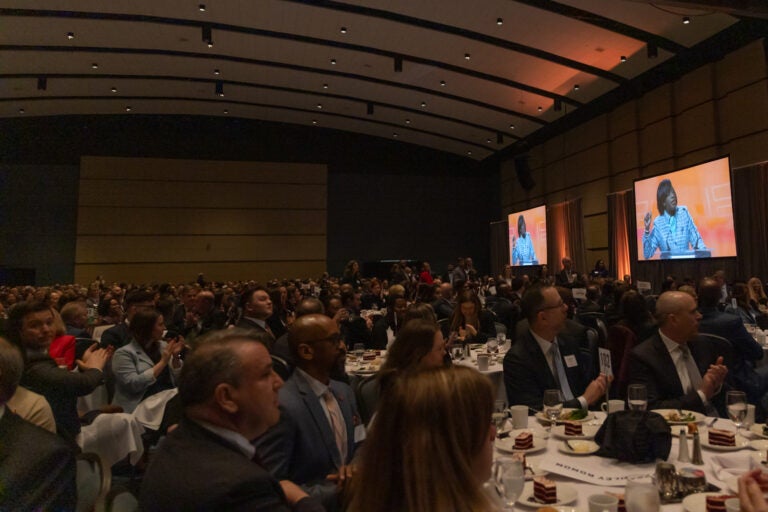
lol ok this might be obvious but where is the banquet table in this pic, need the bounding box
[496,411,757,511]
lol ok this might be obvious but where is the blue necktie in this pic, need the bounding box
[551,342,574,401]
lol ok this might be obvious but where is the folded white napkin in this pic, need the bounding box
[710,453,754,482]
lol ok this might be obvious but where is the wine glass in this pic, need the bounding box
[543,389,564,432]
[486,336,499,354]
[498,458,525,509]
[627,384,648,411]
[493,399,508,433]
[727,390,747,435]
[353,343,365,368]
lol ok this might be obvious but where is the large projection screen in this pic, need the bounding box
[508,205,547,266]
[634,156,736,261]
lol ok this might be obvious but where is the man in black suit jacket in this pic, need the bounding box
[0,337,77,511]
[503,285,608,410]
[237,287,276,342]
[555,257,578,288]
[431,282,455,321]
[101,290,156,349]
[139,329,322,512]
[185,291,228,343]
[628,291,729,414]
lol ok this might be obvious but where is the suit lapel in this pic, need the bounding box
[293,372,341,467]
[522,333,558,390]
[651,334,686,396]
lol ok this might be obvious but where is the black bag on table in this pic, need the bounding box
[594,410,672,463]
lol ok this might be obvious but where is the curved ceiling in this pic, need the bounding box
[1,1,765,161]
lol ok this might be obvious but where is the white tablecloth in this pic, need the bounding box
[498,412,748,511]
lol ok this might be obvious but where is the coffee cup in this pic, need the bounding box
[510,405,528,429]
[477,353,489,371]
[588,494,618,512]
[601,399,625,414]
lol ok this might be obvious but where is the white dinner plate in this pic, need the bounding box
[682,492,736,512]
[700,428,749,451]
[750,439,768,451]
[750,424,768,439]
[523,464,548,481]
[517,482,578,508]
[496,431,547,455]
[535,408,594,424]
[651,409,706,425]
[550,424,599,440]
[558,440,600,455]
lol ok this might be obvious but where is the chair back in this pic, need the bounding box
[92,324,115,342]
[606,324,639,399]
[76,452,110,512]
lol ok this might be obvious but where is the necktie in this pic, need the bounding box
[323,390,348,464]
[551,342,574,401]
[264,323,275,339]
[679,345,702,393]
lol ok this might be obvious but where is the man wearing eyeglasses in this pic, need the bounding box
[503,284,609,411]
[255,314,360,512]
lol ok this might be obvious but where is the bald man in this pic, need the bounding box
[254,314,359,512]
[628,291,729,414]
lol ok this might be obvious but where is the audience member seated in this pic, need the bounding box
[101,290,156,350]
[338,289,372,349]
[491,283,521,335]
[580,285,603,314]
[357,318,446,425]
[61,300,91,340]
[254,314,359,511]
[237,287,276,345]
[503,284,608,411]
[6,380,56,433]
[112,309,183,414]
[167,284,198,335]
[7,301,111,445]
[698,278,767,414]
[444,291,496,344]
[185,290,228,343]
[97,294,124,326]
[0,337,77,511]
[431,282,455,321]
[138,329,323,512]
[748,277,768,312]
[628,291,729,415]
[347,366,496,512]
[615,290,657,344]
[726,282,764,326]
[370,294,407,350]
[340,260,362,289]
[267,286,292,340]
[360,278,385,310]
[414,282,437,305]
[555,257,578,288]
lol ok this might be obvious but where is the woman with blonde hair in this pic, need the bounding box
[347,366,497,512]
[747,277,768,311]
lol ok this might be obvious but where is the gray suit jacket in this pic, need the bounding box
[111,339,180,413]
[254,371,358,511]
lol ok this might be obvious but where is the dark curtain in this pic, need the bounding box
[548,198,587,277]
[489,219,509,278]
[607,190,634,281]
[732,161,768,281]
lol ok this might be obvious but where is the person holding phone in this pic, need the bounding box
[112,309,184,413]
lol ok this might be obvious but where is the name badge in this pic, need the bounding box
[354,424,367,443]
[564,355,578,368]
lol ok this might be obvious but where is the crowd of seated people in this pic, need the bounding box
[3,261,768,510]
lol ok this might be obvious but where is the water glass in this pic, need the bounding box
[543,389,564,430]
[353,343,365,367]
[486,337,499,354]
[493,400,508,431]
[727,390,747,433]
[625,480,660,512]
[498,458,525,508]
[627,384,648,411]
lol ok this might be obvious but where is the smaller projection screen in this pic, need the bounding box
[634,156,736,261]
[508,205,547,266]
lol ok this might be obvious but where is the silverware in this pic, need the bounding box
[565,440,576,451]
[707,416,718,427]
[525,465,536,475]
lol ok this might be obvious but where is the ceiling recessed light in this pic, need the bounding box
[682,16,691,24]
[393,133,398,138]
[405,119,411,124]
[330,58,337,65]
[420,101,427,108]
[66,32,74,39]
[537,106,543,112]
[340,27,347,34]
[223,109,229,114]
[573,84,580,91]
[496,18,503,25]
[207,41,213,48]
[316,103,323,109]
[620,55,627,63]
[213,69,220,75]
[18,108,25,114]
[199,4,206,11]
[467,151,473,155]
[91,63,98,69]
[440,80,446,87]
[486,139,491,144]
[464,53,471,60]
[322,83,328,89]
[110,87,117,93]
[509,124,515,130]
[125,106,132,112]
[312,119,317,125]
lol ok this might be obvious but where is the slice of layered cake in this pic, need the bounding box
[705,494,736,512]
[514,431,534,450]
[533,476,557,504]
[563,421,582,436]
[708,428,736,447]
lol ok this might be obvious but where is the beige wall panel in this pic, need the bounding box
[610,132,640,173]
[674,64,714,112]
[74,261,328,285]
[78,181,327,209]
[564,115,608,155]
[81,157,327,183]
[639,84,672,127]
[640,158,676,179]
[609,102,638,138]
[718,82,768,142]
[584,214,608,249]
[639,118,675,165]
[77,207,326,235]
[580,178,610,215]
[568,146,610,186]
[715,41,767,96]
[76,235,326,263]
[726,131,768,168]
[674,101,717,155]
[677,148,722,169]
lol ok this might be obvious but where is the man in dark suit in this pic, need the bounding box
[698,278,765,407]
[628,291,729,414]
[100,289,156,349]
[185,291,228,343]
[237,287,276,342]
[555,257,578,288]
[167,284,199,335]
[431,282,455,321]
[503,284,608,410]
[0,337,77,511]
[139,329,322,512]
[255,314,359,512]
[492,283,521,335]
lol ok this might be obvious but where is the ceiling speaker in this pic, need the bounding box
[514,155,535,191]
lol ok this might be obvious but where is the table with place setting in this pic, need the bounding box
[489,405,768,512]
